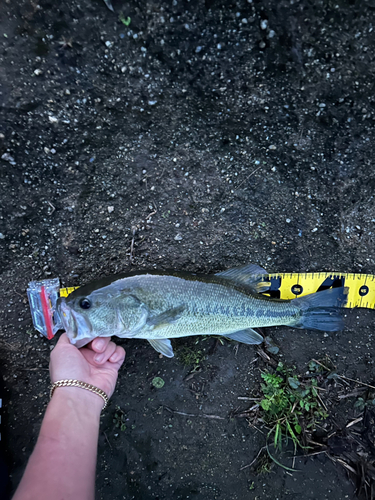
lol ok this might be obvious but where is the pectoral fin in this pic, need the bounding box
[148,339,174,358]
[147,305,185,330]
[224,328,264,345]
[216,264,270,293]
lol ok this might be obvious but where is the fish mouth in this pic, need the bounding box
[57,297,93,346]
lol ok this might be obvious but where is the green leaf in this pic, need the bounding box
[288,377,300,389]
[295,424,302,434]
[152,377,165,389]
[261,399,271,411]
[119,13,131,26]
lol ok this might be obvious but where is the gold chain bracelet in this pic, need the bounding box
[50,379,109,410]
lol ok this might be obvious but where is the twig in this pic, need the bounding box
[146,210,157,220]
[256,347,277,368]
[237,397,260,401]
[300,450,327,458]
[236,166,261,189]
[163,406,225,420]
[338,390,365,400]
[103,431,112,449]
[311,359,375,390]
[129,228,136,263]
[346,416,363,428]
[337,375,375,391]
[316,392,328,413]
[311,358,332,371]
[236,404,260,416]
[240,445,267,470]
[47,201,55,214]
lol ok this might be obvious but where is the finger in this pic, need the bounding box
[109,345,126,366]
[89,337,111,354]
[56,332,71,345]
[93,341,117,364]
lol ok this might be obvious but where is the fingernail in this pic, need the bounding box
[94,353,105,363]
[95,339,105,351]
[110,353,119,363]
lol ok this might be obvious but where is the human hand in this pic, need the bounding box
[50,333,125,398]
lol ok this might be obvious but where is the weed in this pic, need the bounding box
[119,12,131,26]
[113,406,127,431]
[259,362,328,458]
[178,346,206,366]
[354,397,375,412]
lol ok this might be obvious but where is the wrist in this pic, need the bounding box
[51,386,104,415]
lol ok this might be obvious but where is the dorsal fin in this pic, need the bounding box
[215,264,270,293]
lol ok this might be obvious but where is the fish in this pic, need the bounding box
[57,264,348,357]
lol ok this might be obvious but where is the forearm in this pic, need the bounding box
[13,387,103,500]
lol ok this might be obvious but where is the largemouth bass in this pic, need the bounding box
[57,264,348,357]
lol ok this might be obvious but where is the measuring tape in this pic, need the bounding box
[58,272,375,309]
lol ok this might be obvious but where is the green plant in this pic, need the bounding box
[259,362,328,460]
[178,346,206,366]
[152,377,165,389]
[119,12,131,26]
[113,406,127,431]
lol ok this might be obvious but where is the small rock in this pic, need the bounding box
[107,206,114,213]
[269,145,276,150]
[34,68,43,76]
[0,233,4,239]
[48,116,58,124]
[260,20,268,30]
[1,153,16,165]
[105,41,113,48]
[174,234,183,241]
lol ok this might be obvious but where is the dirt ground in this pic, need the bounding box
[1,0,375,498]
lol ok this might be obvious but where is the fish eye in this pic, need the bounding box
[79,298,92,310]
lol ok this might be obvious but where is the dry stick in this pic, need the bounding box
[236,166,261,189]
[146,210,157,220]
[346,416,363,428]
[316,392,328,413]
[240,445,267,470]
[338,390,365,400]
[129,228,136,263]
[163,406,225,420]
[103,431,112,450]
[311,359,375,390]
[237,397,261,401]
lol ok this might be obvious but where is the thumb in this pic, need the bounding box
[56,332,72,346]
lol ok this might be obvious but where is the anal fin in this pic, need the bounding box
[148,338,174,358]
[224,328,263,345]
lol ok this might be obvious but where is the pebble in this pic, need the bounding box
[1,153,16,165]
[105,41,113,48]
[107,206,114,213]
[34,68,43,76]
[269,145,276,150]
[0,233,4,239]
[48,116,58,124]
[174,234,183,241]
[260,20,268,30]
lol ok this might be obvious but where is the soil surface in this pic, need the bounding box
[1,0,375,498]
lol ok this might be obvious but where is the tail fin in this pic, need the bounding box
[292,287,348,332]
